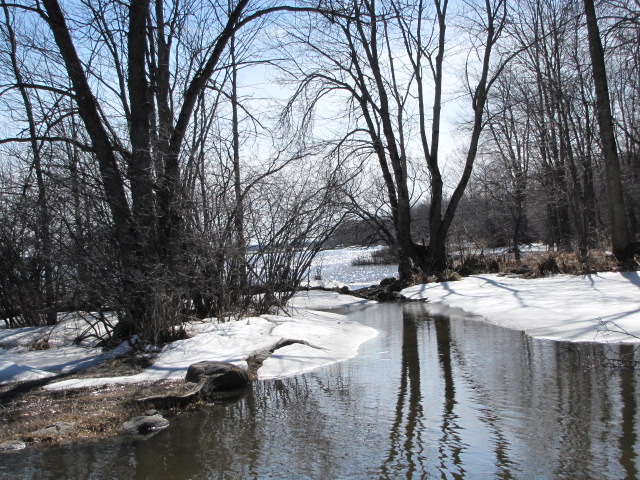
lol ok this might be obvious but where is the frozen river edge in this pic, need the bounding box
[0,291,378,388]
[2,270,640,389]
[401,271,640,344]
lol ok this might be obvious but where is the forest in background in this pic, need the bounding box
[0,0,638,343]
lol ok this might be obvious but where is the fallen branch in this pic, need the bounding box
[595,318,640,368]
[245,338,324,379]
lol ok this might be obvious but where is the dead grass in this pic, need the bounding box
[351,246,398,266]
[451,249,634,279]
[0,379,199,446]
[0,353,201,447]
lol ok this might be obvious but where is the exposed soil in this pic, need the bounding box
[0,354,199,448]
[0,338,306,448]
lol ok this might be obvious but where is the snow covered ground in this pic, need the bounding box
[402,271,640,343]
[0,292,378,389]
[0,313,128,385]
[2,261,639,390]
[288,289,375,310]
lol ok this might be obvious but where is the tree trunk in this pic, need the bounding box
[583,0,632,261]
[230,34,247,302]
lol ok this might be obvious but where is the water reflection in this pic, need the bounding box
[380,307,424,478]
[433,314,465,479]
[620,344,638,480]
[2,304,640,479]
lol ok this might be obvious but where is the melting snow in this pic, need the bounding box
[0,292,379,389]
[402,271,640,343]
[2,269,640,389]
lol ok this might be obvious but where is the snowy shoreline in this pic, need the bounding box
[1,291,378,388]
[2,271,639,388]
[402,271,640,344]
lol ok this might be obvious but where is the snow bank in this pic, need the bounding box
[0,292,377,389]
[0,313,129,386]
[402,271,640,343]
[39,301,377,391]
[258,309,377,378]
[0,360,56,384]
[0,345,129,386]
[0,312,115,348]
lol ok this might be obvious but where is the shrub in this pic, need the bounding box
[351,247,398,266]
[451,249,625,279]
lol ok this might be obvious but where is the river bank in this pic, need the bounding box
[0,292,377,448]
[402,270,640,343]
[2,269,640,449]
[3,300,637,479]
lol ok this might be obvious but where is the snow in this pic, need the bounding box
[0,360,56,384]
[0,313,129,386]
[258,309,377,378]
[453,242,551,257]
[44,307,377,391]
[0,345,129,386]
[0,293,378,390]
[3,265,640,390]
[0,316,100,350]
[402,271,640,343]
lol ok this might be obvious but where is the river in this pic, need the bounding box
[2,299,639,479]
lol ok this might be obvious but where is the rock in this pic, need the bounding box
[377,290,401,302]
[350,278,420,302]
[137,362,250,409]
[0,440,26,451]
[122,414,169,436]
[31,422,75,441]
[185,361,249,392]
[197,375,242,400]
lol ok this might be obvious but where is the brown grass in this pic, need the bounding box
[0,379,204,446]
[0,354,199,447]
[0,381,199,444]
[451,249,633,280]
[351,246,398,266]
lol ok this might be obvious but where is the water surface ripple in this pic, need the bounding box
[2,303,638,479]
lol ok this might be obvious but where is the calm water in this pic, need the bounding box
[2,302,639,479]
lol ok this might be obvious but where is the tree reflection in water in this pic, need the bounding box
[619,344,638,480]
[433,314,465,479]
[4,303,640,478]
[380,307,425,478]
[380,308,467,479]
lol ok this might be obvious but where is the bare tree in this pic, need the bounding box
[0,2,61,325]
[0,0,350,340]
[275,0,508,278]
[583,0,633,260]
[482,68,533,262]
[489,0,611,257]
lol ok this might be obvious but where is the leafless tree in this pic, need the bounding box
[0,0,349,341]
[274,0,509,279]
[584,0,634,260]
[479,68,534,262]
